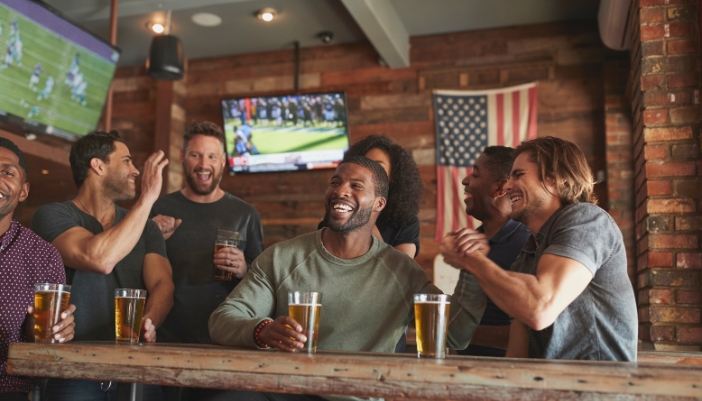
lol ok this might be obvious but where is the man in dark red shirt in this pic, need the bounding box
[0,137,75,401]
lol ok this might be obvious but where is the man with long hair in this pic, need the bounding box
[442,137,637,361]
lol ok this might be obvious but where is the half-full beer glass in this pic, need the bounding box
[214,229,240,281]
[288,291,322,353]
[115,288,147,343]
[414,294,450,358]
[33,283,71,343]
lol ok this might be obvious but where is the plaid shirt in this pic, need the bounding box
[0,220,64,394]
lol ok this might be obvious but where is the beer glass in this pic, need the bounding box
[33,283,71,343]
[214,229,241,281]
[288,291,322,353]
[114,288,147,343]
[414,294,451,359]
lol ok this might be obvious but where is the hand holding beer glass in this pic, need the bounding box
[414,294,451,358]
[214,229,242,281]
[33,283,73,343]
[115,288,147,343]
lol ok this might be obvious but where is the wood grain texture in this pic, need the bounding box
[7,343,701,400]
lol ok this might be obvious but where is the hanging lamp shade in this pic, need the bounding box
[146,35,184,80]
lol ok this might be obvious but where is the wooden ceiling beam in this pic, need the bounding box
[0,129,70,167]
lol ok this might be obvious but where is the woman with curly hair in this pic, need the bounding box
[319,135,424,258]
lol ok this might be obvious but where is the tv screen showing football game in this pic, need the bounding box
[221,92,350,173]
[0,0,120,140]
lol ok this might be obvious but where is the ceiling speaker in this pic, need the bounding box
[146,35,184,80]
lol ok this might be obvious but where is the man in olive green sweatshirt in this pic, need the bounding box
[208,156,483,401]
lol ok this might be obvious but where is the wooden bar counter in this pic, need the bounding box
[7,342,702,400]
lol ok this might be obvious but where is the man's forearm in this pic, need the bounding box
[82,199,154,271]
[457,252,544,327]
[143,278,174,328]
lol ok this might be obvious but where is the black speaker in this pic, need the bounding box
[146,35,184,81]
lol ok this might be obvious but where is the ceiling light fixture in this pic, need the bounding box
[41,169,49,175]
[192,12,222,27]
[257,7,276,22]
[149,22,165,34]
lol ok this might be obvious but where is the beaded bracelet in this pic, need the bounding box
[254,319,273,348]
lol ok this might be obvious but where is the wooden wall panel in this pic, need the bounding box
[19,20,612,281]
[173,20,611,278]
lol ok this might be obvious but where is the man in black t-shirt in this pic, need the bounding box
[32,131,173,400]
[152,121,264,346]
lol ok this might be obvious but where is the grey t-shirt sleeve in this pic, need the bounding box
[542,204,617,276]
[144,219,168,258]
[31,203,79,244]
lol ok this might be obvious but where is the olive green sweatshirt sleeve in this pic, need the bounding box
[446,272,487,350]
[209,253,277,348]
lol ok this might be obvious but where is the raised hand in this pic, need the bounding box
[140,151,169,205]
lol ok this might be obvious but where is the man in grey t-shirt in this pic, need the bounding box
[441,137,637,361]
[152,121,263,346]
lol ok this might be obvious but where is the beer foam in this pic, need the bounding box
[290,303,322,306]
[414,301,449,305]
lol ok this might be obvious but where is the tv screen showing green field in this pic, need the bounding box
[222,93,350,173]
[0,0,119,140]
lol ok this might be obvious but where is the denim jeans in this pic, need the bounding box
[45,379,163,401]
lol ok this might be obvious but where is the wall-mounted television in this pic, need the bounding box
[0,0,120,141]
[221,92,349,174]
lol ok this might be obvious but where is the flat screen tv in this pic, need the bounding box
[221,92,349,174]
[0,0,120,141]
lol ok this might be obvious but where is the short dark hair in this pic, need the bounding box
[70,131,125,188]
[482,146,515,181]
[514,136,597,205]
[0,137,28,179]
[183,121,224,151]
[339,156,389,199]
[345,135,423,227]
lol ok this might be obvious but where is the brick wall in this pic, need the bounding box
[630,0,702,351]
[604,60,637,284]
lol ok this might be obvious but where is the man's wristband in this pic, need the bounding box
[254,319,273,348]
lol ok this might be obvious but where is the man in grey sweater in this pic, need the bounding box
[209,156,482,401]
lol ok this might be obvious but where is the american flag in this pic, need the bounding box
[433,83,538,242]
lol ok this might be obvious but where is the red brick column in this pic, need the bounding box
[630,0,702,351]
[605,61,637,284]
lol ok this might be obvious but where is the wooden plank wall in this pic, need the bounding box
[14,20,614,279]
[179,20,610,275]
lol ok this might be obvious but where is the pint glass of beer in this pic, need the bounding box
[33,283,71,343]
[414,294,451,358]
[214,229,240,281]
[288,291,322,353]
[114,288,147,343]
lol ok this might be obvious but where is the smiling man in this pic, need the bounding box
[447,146,530,357]
[151,121,263,346]
[0,137,75,401]
[441,137,637,361]
[208,156,442,401]
[31,131,174,400]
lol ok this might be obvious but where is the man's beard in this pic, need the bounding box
[184,163,223,196]
[325,205,373,234]
[511,194,545,226]
[103,171,135,202]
